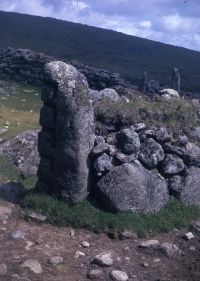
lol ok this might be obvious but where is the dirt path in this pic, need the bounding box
[0,200,199,281]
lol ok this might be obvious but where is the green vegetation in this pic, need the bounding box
[95,97,198,135]
[0,11,200,92]
[0,79,41,140]
[23,192,200,237]
[0,155,37,189]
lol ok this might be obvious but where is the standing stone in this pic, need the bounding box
[172,67,181,93]
[140,71,148,93]
[37,61,95,203]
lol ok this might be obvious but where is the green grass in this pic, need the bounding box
[23,192,200,237]
[0,155,37,189]
[0,79,41,140]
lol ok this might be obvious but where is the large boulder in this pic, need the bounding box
[169,167,200,206]
[116,127,140,155]
[0,130,39,177]
[139,138,165,168]
[40,61,95,203]
[96,162,169,213]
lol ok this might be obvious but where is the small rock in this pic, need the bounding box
[110,270,129,281]
[0,263,7,275]
[0,206,12,216]
[92,143,110,156]
[95,136,105,146]
[75,251,85,259]
[87,269,104,279]
[189,221,200,235]
[189,246,196,251]
[138,240,160,249]
[0,128,8,135]
[21,259,42,274]
[27,212,47,223]
[93,251,113,267]
[81,241,90,248]
[11,230,26,240]
[159,243,181,257]
[153,258,161,263]
[12,275,31,281]
[119,230,137,240]
[141,262,149,268]
[49,256,64,265]
[123,246,130,252]
[184,232,194,240]
[70,229,75,236]
[25,241,34,251]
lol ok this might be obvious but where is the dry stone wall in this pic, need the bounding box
[0,47,132,90]
[1,47,200,213]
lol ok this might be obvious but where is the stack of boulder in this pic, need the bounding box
[91,125,200,213]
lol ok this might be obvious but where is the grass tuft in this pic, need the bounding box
[23,192,200,237]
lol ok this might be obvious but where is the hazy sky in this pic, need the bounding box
[0,0,200,51]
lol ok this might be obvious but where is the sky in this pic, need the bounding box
[0,0,200,51]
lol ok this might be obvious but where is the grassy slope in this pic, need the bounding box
[0,80,41,140]
[0,11,200,92]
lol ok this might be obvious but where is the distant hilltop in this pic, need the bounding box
[0,11,200,93]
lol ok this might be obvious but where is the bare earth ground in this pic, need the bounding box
[0,200,200,281]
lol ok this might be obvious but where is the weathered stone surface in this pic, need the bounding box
[139,138,164,168]
[92,143,110,156]
[115,152,137,164]
[159,243,181,257]
[97,162,169,213]
[119,230,137,240]
[93,153,113,177]
[11,230,26,240]
[21,259,42,274]
[154,127,171,144]
[87,269,104,279]
[138,240,160,249]
[160,88,180,99]
[0,130,39,177]
[93,251,114,267]
[116,128,140,155]
[98,88,121,102]
[0,182,26,203]
[0,264,7,275]
[42,61,95,203]
[48,256,64,265]
[27,212,47,223]
[110,270,129,281]
[169,167,200,206]
[184,143,200,167]
[162,154,185,175]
